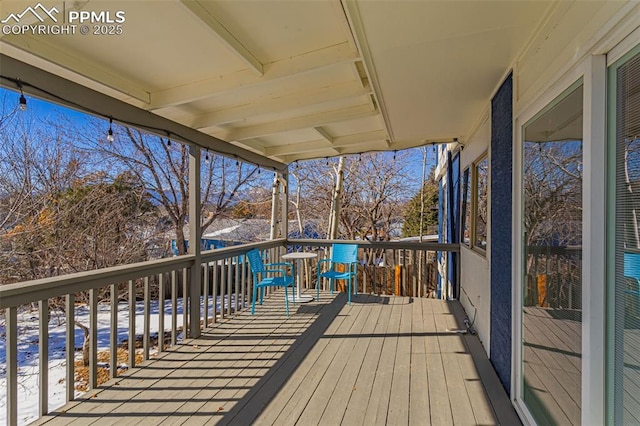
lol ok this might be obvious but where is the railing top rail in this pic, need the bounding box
[287,238,460,252]
[0,255,195,309]
[0,239,285,309]
[200,238,286,262]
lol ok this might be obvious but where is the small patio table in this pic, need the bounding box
[281,252,317,303]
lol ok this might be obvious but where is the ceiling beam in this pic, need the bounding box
[1,37,150,103]
[0,54,285,170]
[220,103,378,142]
[178,1,263,76]
[265,129,387,157]
[314,127,335,143]
[192,81,370,129]
[340,0,394,141]
[148,42,358,110]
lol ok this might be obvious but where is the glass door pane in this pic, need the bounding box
[610,47,640,425]
[522,83,583,425]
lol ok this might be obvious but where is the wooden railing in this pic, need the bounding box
[524,245,582,309]
[0,238,458,424]
[288,239,459,297]
[0,239,285,425]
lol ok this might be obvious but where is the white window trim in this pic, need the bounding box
[512,65,587,426]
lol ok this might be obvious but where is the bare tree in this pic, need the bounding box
[80,126,260,255]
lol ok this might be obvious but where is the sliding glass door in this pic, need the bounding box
[608,45,640,425]
[521,82,583,425]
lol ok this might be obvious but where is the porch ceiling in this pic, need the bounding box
[0,0,553,164]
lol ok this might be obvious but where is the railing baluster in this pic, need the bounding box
[144,276,150,360]
[66,294,75,403]
[159,273,165,353]
[235,256,240,313]
[227,257,233,317]
[6,306,17,426]
[241,255,247,310]
[39,299,49,416]
[183,268,189,338]
[220,259,226,320]
[128,280,136,369]
[110,284,117,379]
[204,262,210,326]
[89,288,98,390]
[212,260,218,323]
[171,270,177,346]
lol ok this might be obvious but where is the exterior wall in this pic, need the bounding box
[489,74,513,393]
[509,3,640,424]
[459,116,491,353]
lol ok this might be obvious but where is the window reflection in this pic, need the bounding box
[522,83,583,425]
[474,158,488,250]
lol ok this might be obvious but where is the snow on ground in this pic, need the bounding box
[0,295,238,426]
[202,224,241,238]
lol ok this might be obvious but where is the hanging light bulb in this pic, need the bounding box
[258,166,261,175]
[18,82,27,111]
[107,118,114,142]
[205,151,210,162]
[166,131,171,146]
[393,150,397,161]
[358,153,362,162]
[326,157,329,166]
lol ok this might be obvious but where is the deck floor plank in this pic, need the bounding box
[35,293,519,426]
[409,297,430,426]
[295,294,376,425]
[387,297,413,425]
[339,296,395,426]
[319,297,384,425]
[362,296,402,425]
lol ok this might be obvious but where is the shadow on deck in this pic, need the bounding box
[35,292,520,425]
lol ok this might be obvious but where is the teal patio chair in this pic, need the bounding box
[317,243,358,304]
[625,252,640,317]
[247,248,295,315]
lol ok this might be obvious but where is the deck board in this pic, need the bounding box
[36,292,519,426]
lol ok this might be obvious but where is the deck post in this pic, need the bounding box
[281,172,289,240]
[270,173,280,239]
[188,144,202,338]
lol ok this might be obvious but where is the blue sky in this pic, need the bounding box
[0,86,436,196]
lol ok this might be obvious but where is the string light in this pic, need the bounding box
[18,81,27,111]
[326,157,329,166]
[205,150,210,162]
[358,153,362,162]
[393,150,397,161]
[106,117,114,142]
[2,76,291,173]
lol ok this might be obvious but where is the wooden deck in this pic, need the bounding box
[35,292,520,425]
[522,307,581,425]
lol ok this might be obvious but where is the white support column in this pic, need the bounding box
[329,156,346,239]
[281,173,289,239]
[582,54,606,425]
[188,144,202,339]
[270,173,280,239]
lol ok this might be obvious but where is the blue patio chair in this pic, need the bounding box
[246,248,295,315]
[317,243,358,304]
[625,252,640,317]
